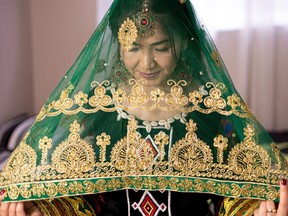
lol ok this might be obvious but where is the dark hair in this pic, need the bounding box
[109,0,198,59]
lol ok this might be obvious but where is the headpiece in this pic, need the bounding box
[118,0,156,50]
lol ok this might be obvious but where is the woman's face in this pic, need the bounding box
[120,26,181,89]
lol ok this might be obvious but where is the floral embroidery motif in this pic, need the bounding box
[204,82,226,110]
[228,125,271,181]
[74,91,88,107]
[50,120,96,177]
[1,142,37,184]
[111,119,155,172]
[35,80,253,121]
[170,120,214,173]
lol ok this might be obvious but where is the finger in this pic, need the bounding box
[254,208,259,216]
[15,202,26,216]
[266,200,277,215]
[258,201,267,216]
[0,203,10,216]
[277,179,288,216]
[8,202,17,216]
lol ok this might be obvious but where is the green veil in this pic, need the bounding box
[0,0,287,203]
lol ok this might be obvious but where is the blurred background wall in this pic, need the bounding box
[0,0,287,132]
[0,0,97,126]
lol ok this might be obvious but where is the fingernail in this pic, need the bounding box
[0,189,5,196]
[280,179,287,185]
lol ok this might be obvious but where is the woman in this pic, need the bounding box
[0,0,287,215]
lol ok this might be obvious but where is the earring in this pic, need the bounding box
[174,56,192,85]
[111,60,130,84]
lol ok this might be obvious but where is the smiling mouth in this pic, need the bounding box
[139,72,160,79]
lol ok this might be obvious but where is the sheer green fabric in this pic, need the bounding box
[0,0,287,203]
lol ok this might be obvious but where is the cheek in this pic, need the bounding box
[120,51,136,72]
[159,56,178,74]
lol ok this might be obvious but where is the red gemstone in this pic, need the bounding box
[141,18,148,26]
[116,71,122,77]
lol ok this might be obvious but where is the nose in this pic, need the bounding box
[140,50,156,69]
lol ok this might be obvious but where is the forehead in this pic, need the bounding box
[134,26,169,45]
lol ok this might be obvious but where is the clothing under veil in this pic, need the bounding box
[0,0,287,211]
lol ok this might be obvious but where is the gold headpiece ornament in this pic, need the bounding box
[118,0,156,51]
[118,18,138,51]
[134,0,156,38]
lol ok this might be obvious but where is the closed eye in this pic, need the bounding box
[155,47,170,52]
[129,47,140,52]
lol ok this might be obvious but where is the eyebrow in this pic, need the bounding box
[133,39,170,46]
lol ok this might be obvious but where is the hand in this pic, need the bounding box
[0,190,43,216]
[254,179,288,216]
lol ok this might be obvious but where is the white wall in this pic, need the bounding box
[0,0,97,126]
[0,0,33,124]
[30,0,97,112]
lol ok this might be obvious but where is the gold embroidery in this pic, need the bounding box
[203,82,226,110]
[1,142,37,184]
[151,88,165,104]
[46,182,58,197]
[89,81,112,108]
[39,136,52,165]
[96,133,111,162]
[1,120,287,202]
[68,181,83,194]
[36,80,252,122]
[111,119,155,173]
[53,89,74,111]
[189,90,203,106]
[179,178,193,191]
[166,80,188,107]
[170,120,213,174]
[271,142,282,170]
[227,94,241,109]
[228,125,271,181]
[58,182,69,195]
[127,80,150,109]
[154,131,169,162]
[20,184,31,198]
[31,183,46,197]
[51,121,96,177]
[206,181,217,193]
[8,185,20,200]
[74,91,88,107]
[83,181,95,193]
[214,135,228,164]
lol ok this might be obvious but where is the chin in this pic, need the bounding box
[143,80,168,89]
